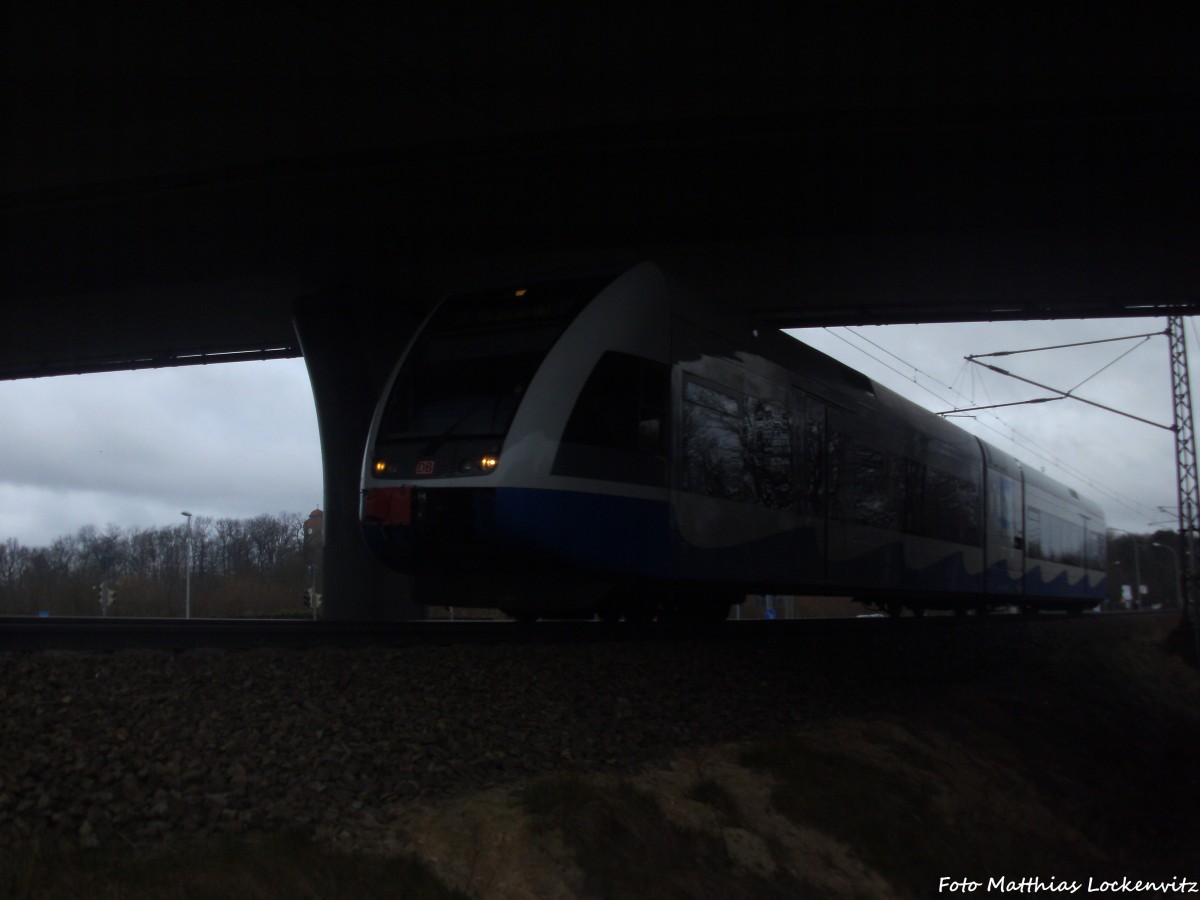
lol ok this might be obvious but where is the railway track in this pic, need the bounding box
[0,608,1174,653]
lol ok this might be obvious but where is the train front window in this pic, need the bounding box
[380,327,560,442]
[377,280,602,449]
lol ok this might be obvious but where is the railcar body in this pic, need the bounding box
[361,263,1106,619]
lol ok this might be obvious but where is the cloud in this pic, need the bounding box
[0,360,322,546]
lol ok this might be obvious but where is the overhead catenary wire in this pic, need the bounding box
[957,331,1167,426]
[933,397,1063,415]
[821,328,952,409]
[964,331,1165,360]
[842,326,963,394]
[1066,335,1154,394]
[967,360,1172,431]
[810,325,1162,523]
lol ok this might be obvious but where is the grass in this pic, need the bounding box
[740,736,988,895]
[0,830,469,900]
[731,618,1200,897]
[519,775,809,899]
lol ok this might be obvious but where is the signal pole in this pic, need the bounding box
[181,511,193,619]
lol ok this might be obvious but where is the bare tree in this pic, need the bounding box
[0,512,314,617]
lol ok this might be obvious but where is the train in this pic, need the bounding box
[360,262,1106,621]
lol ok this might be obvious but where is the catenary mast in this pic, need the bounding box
[1167,316,1199,641]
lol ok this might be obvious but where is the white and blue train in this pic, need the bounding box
[361,263,1106,620]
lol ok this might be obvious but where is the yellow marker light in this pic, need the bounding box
[373,460,388,474]
[514,288,527,297]
[480,456,498,472]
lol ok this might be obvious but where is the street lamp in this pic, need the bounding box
[1152,542,1183,609]
[181,511,193,619]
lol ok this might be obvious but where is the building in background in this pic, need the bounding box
[303,509,323,565]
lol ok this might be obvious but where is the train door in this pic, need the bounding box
[984,465,1025,597]
[1083,515,1105,596]
[794,390,829,579]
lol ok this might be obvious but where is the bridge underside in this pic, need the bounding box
[2,5,1197,617]
[3,115,1197,381]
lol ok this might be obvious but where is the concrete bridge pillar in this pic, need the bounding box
[293,292,424,621]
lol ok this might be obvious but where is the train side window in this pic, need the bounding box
[918,438,981,544]
[1064,521,1085,566]
[683,378,750,501]
[839,443,894,527]
[1026,508,1086,566]
[745,397,791,509]
[683,377,792,507]
[825,407,903,529]
[553,352,669,486]
[638,357,670,454]
[924,469,980,544]
[901,458,927,533]
[1045,514,1083,566]
[1044,513,1061,562]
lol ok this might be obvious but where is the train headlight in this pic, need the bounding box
[480,455,498,472]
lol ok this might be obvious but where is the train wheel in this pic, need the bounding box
[623,605,656,624]
[656,591,727,624]
[594,596,623,624]
[703,601,732,623]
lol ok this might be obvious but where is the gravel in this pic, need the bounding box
[0,620,1077,849]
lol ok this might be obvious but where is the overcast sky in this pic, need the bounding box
[0,315,1190,547]
[0,360,323,547]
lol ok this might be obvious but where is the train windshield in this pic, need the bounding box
[377,280,603,446]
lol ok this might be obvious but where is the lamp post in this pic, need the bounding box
[181,511,193,619]
[1152,542,1183,609]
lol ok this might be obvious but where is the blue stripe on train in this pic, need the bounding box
[502,488,1107,601]
[496,489,821,588]
[366,486,1105,601]
[1024,566,1106,601]
[492,488,673,577]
